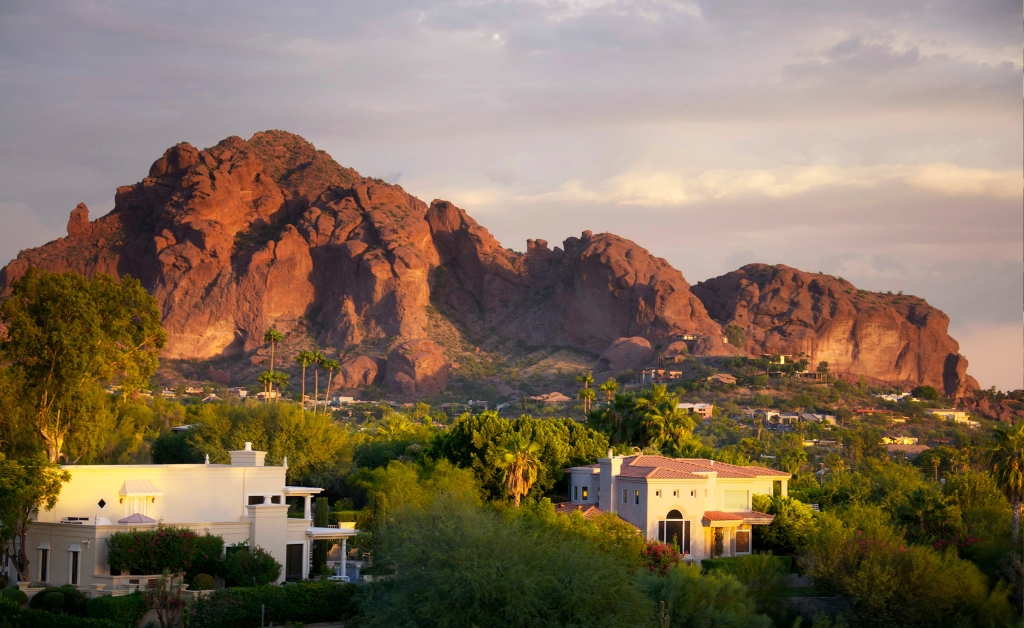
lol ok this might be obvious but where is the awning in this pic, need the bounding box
[283,486,324,496]
[305,526,357,540]
[118,513,157,524]
[118,480,164,497]
[702,511,775,527]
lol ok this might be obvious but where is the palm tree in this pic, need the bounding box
[263,327,284,374]
[578,387,596,415]
[311,349,326,412]
[498,433,541,507]
[295,350,313,410]
[257,371,273,401]
[270,371,290,403]
[321,358,340,415]
[599,378,619,403]
[990,422,1024,543]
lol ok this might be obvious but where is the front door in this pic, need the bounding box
[285,544,304,581]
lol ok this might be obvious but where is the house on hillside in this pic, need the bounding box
[800,413,837,426]
[635,369,684,385]
[927,409,971,423]
[881,436,918,445]
[564,453,788,562]
[528,392,573,403]
[8,443,354,592]
[706,373,737,385]
[677,403,714,419]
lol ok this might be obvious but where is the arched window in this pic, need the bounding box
[666,509,683,520]
[659,510,690,554]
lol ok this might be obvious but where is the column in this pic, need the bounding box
[304,496,311,519]
[341,538,347,582]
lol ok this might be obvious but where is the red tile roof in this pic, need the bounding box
[618,455,790,480]
[553,503,603,519]
[702,510,775,525]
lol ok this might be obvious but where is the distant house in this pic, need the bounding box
[800,413,837,426]
[184,386,204,396]
[881,435,918,445]
[794,372,828,382]
[635,369,684,385]
[528,392,573,403]
[877,393,911,403]
[775,413,801,426]
[927,409,971,423]
[160,389,177,399]
[677,403,714,419]
[707,373,738,385]
[886,444,930,458]
[201,394,221,403]
[565,453,787,562]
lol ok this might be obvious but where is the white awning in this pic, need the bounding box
[305,526,357,540]
[118,479,164,496]
[283,486,324,496]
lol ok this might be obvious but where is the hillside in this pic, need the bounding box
[0,131,977,399]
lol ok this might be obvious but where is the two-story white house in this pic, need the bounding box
[10,443,355,593]
[565,453,788,561]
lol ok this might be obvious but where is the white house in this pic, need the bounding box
[677,403,714,419]
[11,443,355,593]
[565,453,788,562]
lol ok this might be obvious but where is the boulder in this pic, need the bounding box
[593,337,654,379]
[384,339,449,395]
[334,356,384,389]
[207,366,231,386]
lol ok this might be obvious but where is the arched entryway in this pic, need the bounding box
[658,509,690,554]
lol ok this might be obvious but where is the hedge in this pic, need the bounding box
[0,597,119,628]
[28,585,88,617]
[106,525,223,579]
[701,554,793,573]
[188,581,360,628]
[85,593,147,628]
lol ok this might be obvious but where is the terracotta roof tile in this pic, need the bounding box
[702,510,775,524]
[620,455,790,479]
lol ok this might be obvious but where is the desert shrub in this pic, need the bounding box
[191,574,216,591]
[358,493,655,628]
[221,545,281,587]
[188,581,360,628]
[29,585,87,616]
[701,553,787,620]
[637,562,770,628]
[1,587,27,606]
[106,526,223,579]
[751,494,816,553]
[85,593,147,628]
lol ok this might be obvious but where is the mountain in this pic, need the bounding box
[0,131,976,397]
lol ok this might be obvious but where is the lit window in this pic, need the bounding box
[582,487,589,501]
[634,490,640,505]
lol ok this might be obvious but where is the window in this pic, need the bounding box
[248,495,266,505]
[736,531,750,553]
[622,489,627,504]
[724,490,748,510]
[582,486,589,501]
[672,490,678,497]
[39,549,48,582]
[126,497,147,516]
[634,490,640,505]
[69,550,80,585]
[690,490,695,498]
[270,495,282,504]
[655,490,661,497]
[658,512,690,553]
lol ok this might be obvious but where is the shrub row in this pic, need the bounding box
[0,597,119,628]
[85,593,147,628]
[106,525,223,579]
[188,581,360,628]
[701,554,793,573]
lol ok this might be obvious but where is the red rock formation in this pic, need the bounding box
[0,132,978,395]
[691,264,978,396]
[384,339,449,395]
[593,337,654,379]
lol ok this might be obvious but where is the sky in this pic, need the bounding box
[0,0,1021,390]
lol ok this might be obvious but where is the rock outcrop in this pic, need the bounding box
[384,339,449,395]
[0,132,978,396]
[593,337,654,379]
[691,264,977,396]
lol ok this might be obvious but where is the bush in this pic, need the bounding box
[0,596,119,628]
[328,510,365,525]
[221,545,281,587]
[702,553,787,621]
[85,593,147,628]
[188,581,360,628]
[2,587,27,606]
[638,562,770,628]
[106,526,223,579]
[192,574,216,591]
[29,585,87,616]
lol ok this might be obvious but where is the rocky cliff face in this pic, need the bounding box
[691,264,977,396]
[1,132,976,396]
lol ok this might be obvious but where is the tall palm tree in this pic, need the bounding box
[578,387,596,415]
[990,422,1024,543]
[599,378,619,403]
[498,433,541,507]
[270,371,290,404]
[295,350,313,410]
[311,349,326,412]
[321,359,340,416]
[263,327,284,374]
[257,371,273,401]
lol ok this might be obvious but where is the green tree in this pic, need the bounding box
[295,350,314,410]
[638,562,769,628]
[724,324,746,349]
[311,349,326,412]
[312,496,330,576]
[0,453,70,581]
[498,433,541,507]
[911,385,940,401]
[263,327,284,375]
[0,270,166,461]
[579,387,597,415]
[989,422,1024,543]
[816,361,830,374]
[257,371,274,399]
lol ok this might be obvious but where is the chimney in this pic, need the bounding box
[229,442,266,467]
